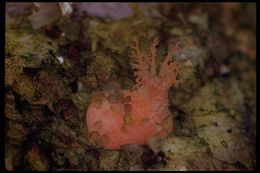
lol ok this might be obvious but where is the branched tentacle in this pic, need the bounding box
[130,37,151,88]
[130,37,183,89]
[159,41,182,76]
[150,37,159,76]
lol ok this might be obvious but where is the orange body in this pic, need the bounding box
[86,38,182,149]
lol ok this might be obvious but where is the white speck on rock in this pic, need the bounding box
[56,56,64,64]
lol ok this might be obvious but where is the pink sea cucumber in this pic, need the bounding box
[86,37,182,149]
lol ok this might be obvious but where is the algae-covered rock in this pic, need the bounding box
[5,14,59,103]
[71,91,89,111]
[181,82,255,170]
[81,52,119,89]
[5,90,23,121]
[170,35,208,67]
[181,83,218,116]
[58,21,81,42]
[96,53,117,73]
[5,57,38,104]
[193,113,253,169]
[161,136,214,171]
[34,71,71,108]
[84,16,161,53]
[5,58,23,86]
[188,11,208,30]
[83,149,99,170]
[5,24,57,68]
[169,61,200,107]
[12,75,36,103]
[99,150,120,171]
[6,121,28,145]
[5,144,22,171]
[27,144,49,171]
